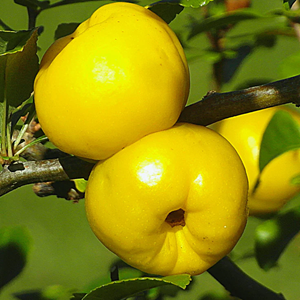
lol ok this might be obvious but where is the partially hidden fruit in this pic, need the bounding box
[211,106,300,215]
[85,123,248,276]
[34,2,190,160]
[225,0,251,12]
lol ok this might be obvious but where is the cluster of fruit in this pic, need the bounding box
[34,2,300,276]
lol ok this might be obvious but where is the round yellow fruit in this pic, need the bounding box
[85,123,248,276]
[211,106,300,215]
[34,2,190,160]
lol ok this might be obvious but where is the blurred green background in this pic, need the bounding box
[1,0,300,299]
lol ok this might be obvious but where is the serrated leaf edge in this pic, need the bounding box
[81,275,191,300]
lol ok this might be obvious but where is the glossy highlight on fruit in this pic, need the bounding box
[85,123,248,276]
[211,107,300,215]
[34,2,190,160]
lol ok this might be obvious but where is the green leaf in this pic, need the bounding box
[259,110,300,173]
[179,0,213,8]
[84,267,143,292]
[0,29,39,106]
[73,178,88,193]
[147,2,184,24]
[0,29,39,138]
[55,23,80,40]
[73,274,191,300]
[188,9,264,39]
[0,226,32,288]
[255,205,300,270]
[148,0,213,15]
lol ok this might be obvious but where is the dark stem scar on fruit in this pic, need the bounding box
[165,209,185,227]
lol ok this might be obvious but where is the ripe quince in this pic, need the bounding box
[85,123,248,276]
[212,107,300,215]
[34,2,190,160]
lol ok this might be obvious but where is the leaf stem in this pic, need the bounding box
[1,109,7,157]
[14,136,48,157]
[1,56,8,158]
[13,105,36,151]
[13,124,29,151]
[6,124,12,158]
[27,7,39,29]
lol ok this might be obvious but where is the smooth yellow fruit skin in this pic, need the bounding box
[85,123,248,276]
[34,2,190,160]
[211,107,300,215]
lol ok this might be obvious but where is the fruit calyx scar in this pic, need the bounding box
[165,209,186,228]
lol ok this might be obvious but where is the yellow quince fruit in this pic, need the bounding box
[34,2,190,160]
[85,123,248,276]
[211,106,300,215]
